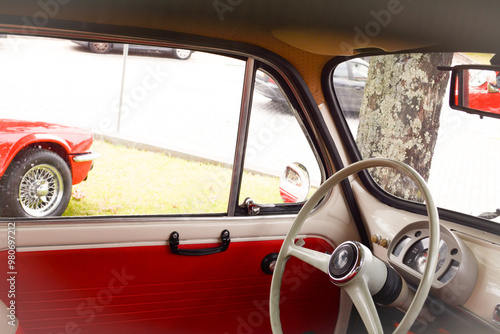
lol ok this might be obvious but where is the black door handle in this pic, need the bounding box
[169,230,230,256]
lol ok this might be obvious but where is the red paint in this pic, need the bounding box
[467,83,500,115]
[0,119,95,184]
[279,188,298,203]
[0,239,340,333]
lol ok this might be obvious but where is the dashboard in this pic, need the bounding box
[387,221,478,306]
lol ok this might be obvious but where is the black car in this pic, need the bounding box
[333,58,369,113]
[254,70,288,103]
[72,40,192,60]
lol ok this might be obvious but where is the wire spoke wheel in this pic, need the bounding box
[173,48,192,60]
[89,42,111,53]
[19,164,64,217]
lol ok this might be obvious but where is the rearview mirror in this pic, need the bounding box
[450,65,500,119]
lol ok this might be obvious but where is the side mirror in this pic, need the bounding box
[449,65,500,119]
[279,163,310,203]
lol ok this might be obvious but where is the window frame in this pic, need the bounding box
[229,60,328,216]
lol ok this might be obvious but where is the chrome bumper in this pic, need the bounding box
[72,152,101,162]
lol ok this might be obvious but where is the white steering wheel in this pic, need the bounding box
[270,158,439,334]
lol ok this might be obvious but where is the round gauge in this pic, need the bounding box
[403,237,447,274]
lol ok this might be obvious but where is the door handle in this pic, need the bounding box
[169,230,230,256]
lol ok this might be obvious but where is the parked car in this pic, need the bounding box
[333,58,369,113]
[1,2,500,334]
[0,119,98,218]
[255,70,288,103]
[256,58,369,112]
[71,40,193,59]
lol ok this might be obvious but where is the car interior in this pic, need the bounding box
[1,1,500,333]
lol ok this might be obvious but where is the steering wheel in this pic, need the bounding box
[270,158,439,334]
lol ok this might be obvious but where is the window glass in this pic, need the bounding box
[335,62,349,78]
[351,61,369,81]
[333,59,369,116]
[0,35,244,217]
[240,69,322,205]
[333,53,500,222]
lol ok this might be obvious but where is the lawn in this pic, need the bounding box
[64,140,283,216]
[463,52,494,64]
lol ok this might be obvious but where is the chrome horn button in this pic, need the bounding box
[329,241,364,285]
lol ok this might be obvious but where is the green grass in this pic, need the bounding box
[463,53,494,64]
[64,140,283,216]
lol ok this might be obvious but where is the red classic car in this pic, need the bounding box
[0,119,98,218]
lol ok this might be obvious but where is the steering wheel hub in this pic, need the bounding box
[329,241,363,284]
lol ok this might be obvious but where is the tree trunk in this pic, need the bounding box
[357,53,453,201]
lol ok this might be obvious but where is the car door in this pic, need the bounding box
[0,35,347,334]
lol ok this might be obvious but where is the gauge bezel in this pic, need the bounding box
[387,220,478,306]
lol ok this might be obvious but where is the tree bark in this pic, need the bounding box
[357,53,453,201]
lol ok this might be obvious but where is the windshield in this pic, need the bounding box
[332,52,500,222]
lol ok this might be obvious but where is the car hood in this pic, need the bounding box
[0,119,91,136]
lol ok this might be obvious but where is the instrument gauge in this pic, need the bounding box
[403,237,447,274]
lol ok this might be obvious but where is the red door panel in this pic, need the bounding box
[1,238,340,333]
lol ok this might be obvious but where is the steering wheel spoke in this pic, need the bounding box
[287,244,331,274]
[344,278,384,334]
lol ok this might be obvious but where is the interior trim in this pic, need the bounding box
[12,234,337,253]
[0,214,347,249]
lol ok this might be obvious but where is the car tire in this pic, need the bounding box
[0,149,72,218]
[171,48,192,60]
[89,42,112,54]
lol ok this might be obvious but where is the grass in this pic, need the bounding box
[463,53,494,64]
[64,140,283,216]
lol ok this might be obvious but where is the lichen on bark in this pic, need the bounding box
[356,53,453,201]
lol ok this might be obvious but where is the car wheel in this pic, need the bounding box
[0,149,72,218]
[89,42,112,54]
[172,48,192,60]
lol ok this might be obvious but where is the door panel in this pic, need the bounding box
[1,238,339,333]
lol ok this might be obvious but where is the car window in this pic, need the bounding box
[241,69,322,206]
[333,59,369,117]
[334,62,349,78]
[333,52,500,222]
[350,61,368,81]
[0,35,324,218]
[0,35,245,217]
